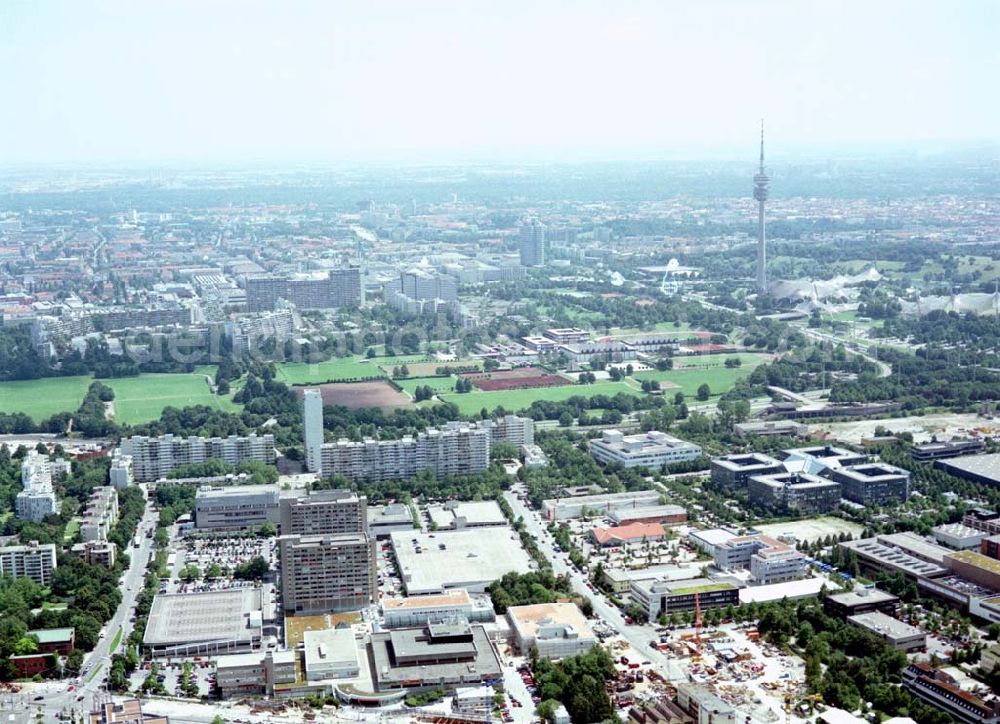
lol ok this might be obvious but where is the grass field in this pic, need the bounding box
[106,372,239,425]
[672,352,771,369]
[0,375,92,422]
[274,357,386,385]
[633,365,756,398]
[63,519,79,543]
[439,380,644,415]
[396,377,457,395]
[0,368,239,425]
[608,322,697,336]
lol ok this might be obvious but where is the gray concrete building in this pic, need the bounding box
[278,533,376,615]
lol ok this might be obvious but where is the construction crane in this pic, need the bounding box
[693,591,703,658]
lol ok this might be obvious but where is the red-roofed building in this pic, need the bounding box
[590,522,666,548]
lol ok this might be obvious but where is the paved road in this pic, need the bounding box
[503,486,687,681]
[37,487,158,722]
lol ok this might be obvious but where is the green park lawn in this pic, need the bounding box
[633,365,756,399]
[0,368,239,426]
[105,372,239,425]
[671,352,770,369]
[273,357,386,385]
[396,376,458,396]
[0,375,92,423]
[439,381,644,415]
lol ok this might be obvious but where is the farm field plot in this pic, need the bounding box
[396,377,457,395]
[464,366,570,391]
[107,372,239,424]
[439,380,643,415]
[0,375,91,423]
[633,365,756,398]
[274,357,385,385]
[293,381,410,410]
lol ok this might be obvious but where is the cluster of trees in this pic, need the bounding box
[487,571,574,614]
[875,311,1000,368]
[167,458,278,485]
[532,646,617,724]
[831,346,1000,410]
[411,384,438,401]
[453,377,474,393]
[755,597,952,723]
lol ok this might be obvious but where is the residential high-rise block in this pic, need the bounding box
[120,433,276,482]
[519,220,546,267]
[302,388,324,474]
[0,541,58,586]
[303,397,533,482]
[245,268,362,312]
[279,489,367,536]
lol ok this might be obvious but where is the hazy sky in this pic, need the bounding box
[0,0,997,163]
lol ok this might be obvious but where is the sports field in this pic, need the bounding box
[106,372,240,425]
[273,357,386,385]
[439,380,643,415]
[633,365,757,398]
[0,375,92,422]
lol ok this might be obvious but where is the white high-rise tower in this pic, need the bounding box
[303,388,324,475]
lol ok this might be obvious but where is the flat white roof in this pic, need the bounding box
[391,527,533,595]
[303,627,358,673]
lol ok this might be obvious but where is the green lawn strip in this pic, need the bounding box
[439,381,645,415]
[633,366,755,398]
[109,626,122,652]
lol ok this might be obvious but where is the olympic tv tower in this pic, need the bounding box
[753,120,770,294]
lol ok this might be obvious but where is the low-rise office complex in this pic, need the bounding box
[303,627,360,681]
[541,489,663,521]
[848,611,926,652]
[589,430,702,469]
[824,587,899,618]
[710,453,785,488]
[714,534,807,584]
[216,650,297,698]
[826,463,910,506]
[507,603,597,660]
[747,471,842,514]
[903,662,1000,724]
[368,622,502,691]
[630,578,740,620]
[381,589,496,628]
[195,485,280,531]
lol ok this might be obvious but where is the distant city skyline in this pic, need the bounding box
[0,0,997,163]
